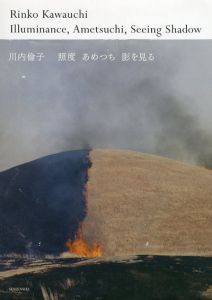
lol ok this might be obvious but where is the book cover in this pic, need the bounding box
[0,1,212,299]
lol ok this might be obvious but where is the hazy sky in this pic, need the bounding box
[0,40,212,170]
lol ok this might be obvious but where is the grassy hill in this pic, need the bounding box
[84,149,212,256]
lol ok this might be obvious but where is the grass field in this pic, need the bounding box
[0,255,212,300]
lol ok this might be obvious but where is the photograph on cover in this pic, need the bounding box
[0,40,212,299]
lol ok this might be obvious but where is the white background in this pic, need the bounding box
[0,0,212,39]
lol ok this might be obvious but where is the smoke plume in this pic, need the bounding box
[0,40,212,170]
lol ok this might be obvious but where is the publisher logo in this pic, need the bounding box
[9,287,30,292]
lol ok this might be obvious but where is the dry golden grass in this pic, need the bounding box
[40,285,58,300]
[201,285,212,299]
[83,149,212,256]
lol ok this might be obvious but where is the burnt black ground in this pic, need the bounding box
[0,256,211,300]
[0,150,91,255]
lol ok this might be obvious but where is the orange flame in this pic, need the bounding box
[66,229,102,257]
[66,156,102,257]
